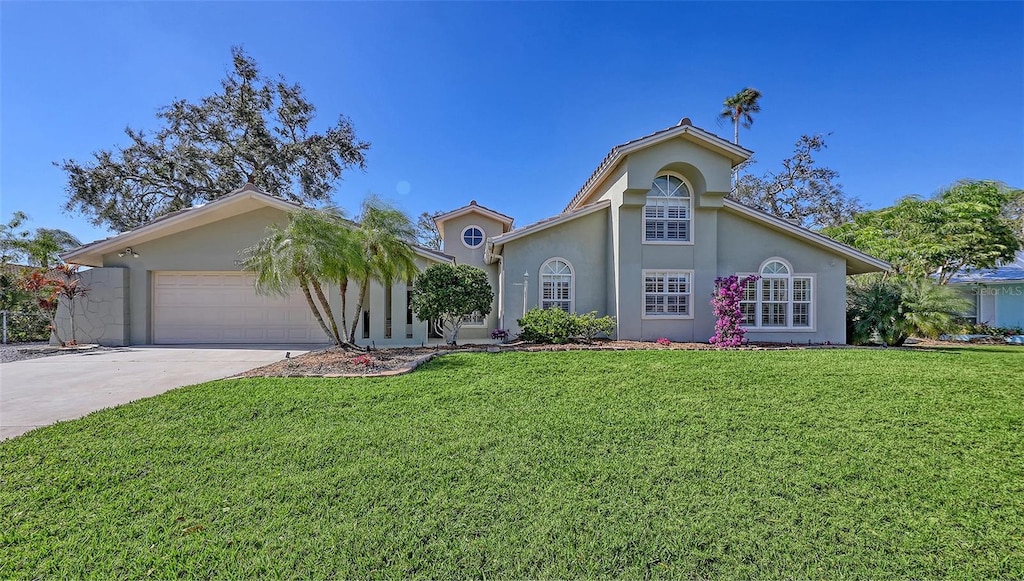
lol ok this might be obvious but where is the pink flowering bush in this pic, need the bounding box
[352,354,373,367]
[709,275,759,348]
[656,337,671,346]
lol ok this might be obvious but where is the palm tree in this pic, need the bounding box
[719,87,762,145]
[847,276,970,346]
[346,198,418,344]
[242,209,349,345]
[1,211,81,268]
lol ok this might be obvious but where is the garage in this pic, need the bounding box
[153,271,326,344]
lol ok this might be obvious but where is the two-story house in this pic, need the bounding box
[59,119,887,346]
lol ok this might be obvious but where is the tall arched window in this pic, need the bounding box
[644,173,692,243]
[738,258,813,328]
[540,258,574,312]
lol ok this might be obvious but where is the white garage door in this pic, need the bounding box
[153,272,326,344]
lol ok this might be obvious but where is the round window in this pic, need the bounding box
[462,225,484,248]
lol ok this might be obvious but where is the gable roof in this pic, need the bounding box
[486,200,611,259]
[564,119,753,212]
[432,200,514,240]
[61,183,454,267]
[721,199,890,275]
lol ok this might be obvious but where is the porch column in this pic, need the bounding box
[369,280,386,344]
[391,279,409,343]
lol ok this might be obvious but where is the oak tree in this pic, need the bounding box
[58,47,369,232]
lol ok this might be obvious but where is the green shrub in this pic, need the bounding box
[847,276,971,346]
[2,310,50,342]
[517,308,615,344]
[575,311,617,341]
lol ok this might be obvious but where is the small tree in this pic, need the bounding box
[21,270,60,344]
[50,264,90,345]
[20,265,90,346]
[410,263,493,345]
[709,275,758,347]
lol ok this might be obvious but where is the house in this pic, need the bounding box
[57,185,454,346]
[948,252,1024,331]
[59,119,888,346]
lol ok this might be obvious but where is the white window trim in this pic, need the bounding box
[462,310,487,327]
[641,269,695,320]
[643,171,694,246]
[539,257,575,312]
[461,225,485,249]
[738,258,817,332]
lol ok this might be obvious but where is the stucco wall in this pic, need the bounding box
[610,136,723,342]
[101,207,290,345]
[53,267,129,346]
[500,207,611,334]
[439,212,503,339]
[522,133,853,344]
[717,210,849,343]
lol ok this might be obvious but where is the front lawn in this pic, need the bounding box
[2,347,1022,578]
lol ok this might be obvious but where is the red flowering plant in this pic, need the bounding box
[709,275,759,348]
[655,337,671,347]
[352,354,373,368]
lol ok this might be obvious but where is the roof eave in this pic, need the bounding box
[721,199,890,274]
[489,200,612,250]
[566,125,753,212]
[60,188,302,265]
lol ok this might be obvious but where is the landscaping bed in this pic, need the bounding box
[239,339,825,377]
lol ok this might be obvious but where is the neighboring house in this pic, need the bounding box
[60,118,888,346]
[948,252,1024,330]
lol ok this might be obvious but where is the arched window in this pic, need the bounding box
[738,258,813,328]
[462,225,484,249]
[540,258,574,312]
[644,174,692,243]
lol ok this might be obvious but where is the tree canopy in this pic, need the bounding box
[731,134,863,230]
[410,263,493,345]
[825,180,1023,283]
[719,87,762,145]
[58,47,369,232]
[345,198,418,344]
[415,211,442,251]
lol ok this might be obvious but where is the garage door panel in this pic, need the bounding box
[153,272,325,344]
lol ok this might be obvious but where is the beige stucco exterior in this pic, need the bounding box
[481,122,887,344]
[61,186,448,346]
[62,122,887,347]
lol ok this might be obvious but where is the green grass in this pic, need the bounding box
[2,347,1023,578]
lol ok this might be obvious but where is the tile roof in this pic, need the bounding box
[563,119,751,212]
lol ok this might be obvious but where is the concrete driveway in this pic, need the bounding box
[0,345,319,440]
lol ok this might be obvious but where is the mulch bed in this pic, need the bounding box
[237,339,839,378]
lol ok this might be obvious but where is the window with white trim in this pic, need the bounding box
[739,259,813,329]
[644,174,692,243]
[540,258,574,312]
[643,270,692,317]
[464,311,486,326]
[462,225,484,249]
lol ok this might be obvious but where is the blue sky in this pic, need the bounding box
[2,1,1022,245]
